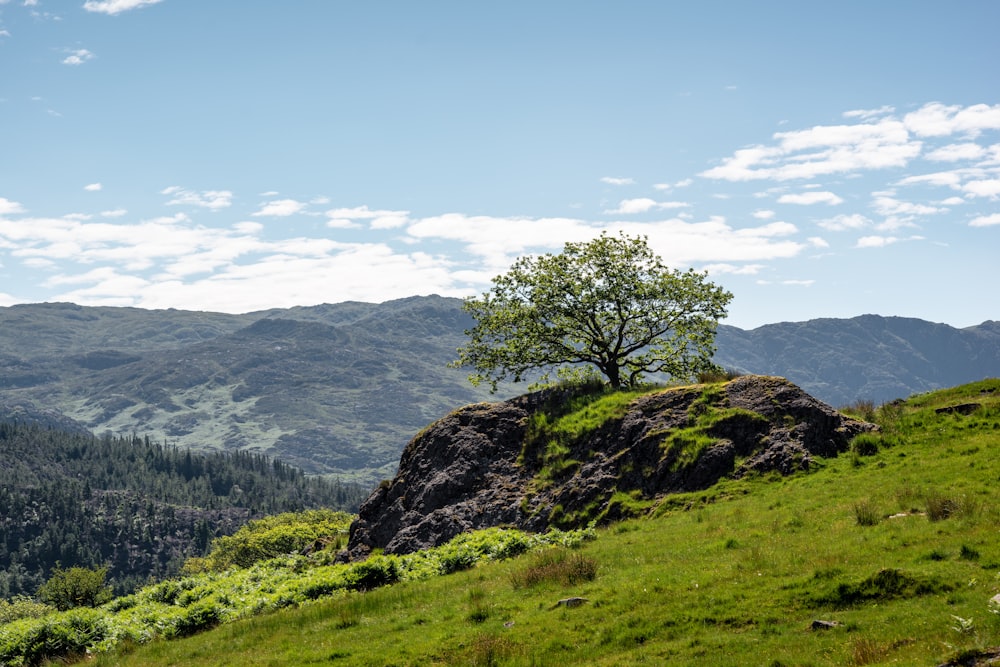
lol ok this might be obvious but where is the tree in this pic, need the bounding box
[37,565,112,610]
[453,232,733,391]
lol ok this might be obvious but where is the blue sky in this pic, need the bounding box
[0,0,997,329]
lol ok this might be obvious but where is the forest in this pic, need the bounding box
[0,420,368,597]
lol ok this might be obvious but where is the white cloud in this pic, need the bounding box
[843,106,895,120]
[325,205,411,229]
[962,178,1000,199]
[252,199,306,217]
[675,178,694,188]
[970,213,1000,227]
[871,194,943,217]
[161,186,233,210]
[925,142,987,162]
[777,191,844,206]
[702,263,765,275]
[605,198,690,215]
[600,177,634,186]
[818,213,870,231]
[807,237,829,248]
[751,209,775,219]
[856,235,898,248]
[62,49,95,66]
[0,197,26,215]
[0,29,10,37]
[82,0,163,15]
[702,115,920,182]
[903,102,1000,138]
[84,182,102,192]
[101,208,128,217]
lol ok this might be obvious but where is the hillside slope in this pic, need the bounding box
[56,378,1000,667]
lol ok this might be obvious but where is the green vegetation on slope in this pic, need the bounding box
[6,379,1000,666]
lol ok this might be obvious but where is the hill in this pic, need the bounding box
[1,298,998,484]
[2,378,998,666]
[0,416,366,597]
[347,375,874,559]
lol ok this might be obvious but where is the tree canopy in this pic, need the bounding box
[454,233,733,390]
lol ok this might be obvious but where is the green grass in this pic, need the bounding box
[32,379,1000,665]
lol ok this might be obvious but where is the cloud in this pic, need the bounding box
[62,49,95,66]
[962,178,1000,199]
[856,235,898,248]
[161,186,233,210]
[926,142,987,162]
[101,208,128,218]
[0,197,26,215]
[751,209,775,219]
[84,183,102,192]
[82,0,163,15]
[843,106,895,120]
[970,213,1000,227]
[777,191,844,206]
[600,177,634,186]
[604,198,691,215]
[325,205,411,229]
[818,213,870,231]
[701,114,920,182]
[252,199,306,217]
[903,102,1000,138]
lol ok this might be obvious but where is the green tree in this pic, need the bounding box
[454,232,733,391]
[37,566,112,611]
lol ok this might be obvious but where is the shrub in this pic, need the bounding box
[850,433,881,456]
[344,555,400,591]
[0,596,53,624]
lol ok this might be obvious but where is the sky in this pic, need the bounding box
[0,1,998,330]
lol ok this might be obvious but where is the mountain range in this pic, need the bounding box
[1,296,997,485]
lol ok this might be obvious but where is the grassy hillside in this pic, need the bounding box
[6,379,1000,666]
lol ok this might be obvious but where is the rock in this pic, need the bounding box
[345,375,877,559]
[551,597,589,609]
[811,619,841,630]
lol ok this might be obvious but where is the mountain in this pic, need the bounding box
[714,315,1000,407]
[1,297,997,484]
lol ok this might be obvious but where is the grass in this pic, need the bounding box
[45,379,1000,665]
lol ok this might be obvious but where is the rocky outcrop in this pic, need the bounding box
[346,376,877,559]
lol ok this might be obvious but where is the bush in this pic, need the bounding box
[0,596,53,624]
[37,566,112,611]
[344,555,400,591]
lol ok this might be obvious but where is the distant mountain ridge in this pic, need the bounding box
[0,297,997,484]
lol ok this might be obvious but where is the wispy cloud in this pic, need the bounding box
[325,205,411,229]
[84,183,102,192]
[777,191,844,206]
[252,199,306,217]
[62,49,95,66]
[161,186,233,210]
[600,176,634,186]
[604,198,690,215]
[82,0,163,15]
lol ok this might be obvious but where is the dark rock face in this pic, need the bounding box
[346,375,876,559]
